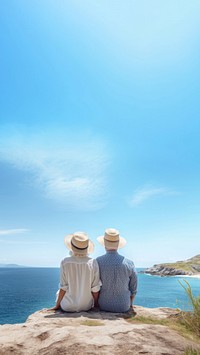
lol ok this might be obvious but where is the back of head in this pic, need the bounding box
[97,228,126,251]
[64,231,94,256]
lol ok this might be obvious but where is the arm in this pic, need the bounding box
[50,260,68,310]
[129,264,138,308]
[51,289,66,310]
[92,291,99,307]
[91,260,102,308]
[130,294,135,308]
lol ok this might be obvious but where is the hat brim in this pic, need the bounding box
[64,234,94,254]
[97,235,126,249]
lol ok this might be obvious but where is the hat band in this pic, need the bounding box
[104,238,119,243]
[71,241,88,250]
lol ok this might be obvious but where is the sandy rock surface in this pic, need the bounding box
[0,306,199,355]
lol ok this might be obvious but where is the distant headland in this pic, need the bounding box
[142,254,200,277]
[0,264,26,268]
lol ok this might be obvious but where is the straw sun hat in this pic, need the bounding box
[97,228,126,250]
[64,231,94,255]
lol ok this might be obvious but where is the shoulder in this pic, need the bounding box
[60,256,73,266]
[96,254,106,263]
[123,257,136,269]
[87,258,100,269]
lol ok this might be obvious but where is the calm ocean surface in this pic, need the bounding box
[0,267,199,325]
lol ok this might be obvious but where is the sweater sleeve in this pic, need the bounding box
[129,263,138,296]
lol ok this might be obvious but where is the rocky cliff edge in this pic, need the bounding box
[0,306,200,355]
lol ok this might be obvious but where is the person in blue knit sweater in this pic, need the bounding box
[96,228,138,313]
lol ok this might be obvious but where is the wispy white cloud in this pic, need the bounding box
[129,185,180,207]
[0,127,109,211]
[0,239,47,244]
[0,229,28,236]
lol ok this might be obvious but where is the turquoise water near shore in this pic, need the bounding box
[0,267,199,325]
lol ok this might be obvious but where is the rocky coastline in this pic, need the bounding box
[141,264,200,277]
[0,306,200,354]
[142,254,200,277]
[142,265,189,276]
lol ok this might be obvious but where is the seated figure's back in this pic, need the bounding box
[96,228,138,313]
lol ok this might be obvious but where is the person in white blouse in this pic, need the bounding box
[52,231,101,312]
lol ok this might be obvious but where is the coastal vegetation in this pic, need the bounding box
[80,320,104,326]
[144,254,200,276]
[128,314,200,345]
[184,348,200,355]
[162,255,200,274]
[179,280,200,337]
[128,280,200,353]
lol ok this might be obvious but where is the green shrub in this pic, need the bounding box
[184,347,200,355]
[179,279,200,337]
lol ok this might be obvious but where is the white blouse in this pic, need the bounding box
[59,255,101,312]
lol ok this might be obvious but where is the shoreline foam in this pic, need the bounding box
[176,274,200,279]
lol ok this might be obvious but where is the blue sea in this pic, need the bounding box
[0,267,199,325]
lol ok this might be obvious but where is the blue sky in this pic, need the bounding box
[0,0,200,267]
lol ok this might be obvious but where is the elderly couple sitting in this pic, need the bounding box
[52,228,138,313]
